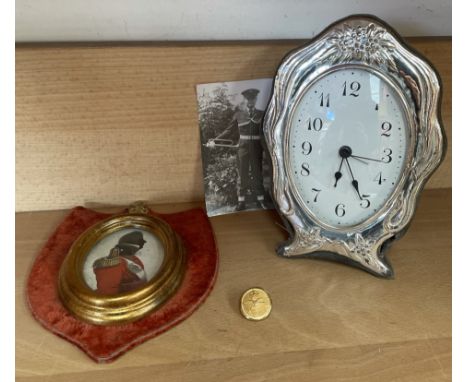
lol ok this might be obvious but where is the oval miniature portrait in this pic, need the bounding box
[59,212,186,325]
[82,228,165,295]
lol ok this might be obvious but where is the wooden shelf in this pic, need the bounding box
[16,188,451,381]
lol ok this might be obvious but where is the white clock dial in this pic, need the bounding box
[288,67,409,229]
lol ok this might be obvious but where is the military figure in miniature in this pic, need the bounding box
[93,231,147,295]
[207,88,266,211]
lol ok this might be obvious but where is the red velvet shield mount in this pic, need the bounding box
[26,206,218,363]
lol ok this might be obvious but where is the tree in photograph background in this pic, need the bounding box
[198,85,240,214]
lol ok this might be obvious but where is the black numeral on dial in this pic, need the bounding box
[335,203,345,217]
[382,148,393,163]
[342,81,361,97]
[308,117,323,131]
[300,163,310,176]
[381,122,392,137]
[311,188,321,202]
[360,195,371,209]
[301,141,312,155]
[319,93,330,107]
[374,172,386,185]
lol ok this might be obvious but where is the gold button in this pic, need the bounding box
[240,287,272,321]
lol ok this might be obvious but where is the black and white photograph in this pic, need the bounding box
[197,78,275,216]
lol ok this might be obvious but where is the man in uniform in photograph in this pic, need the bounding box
[208,88,267,211]
[93,231,147,295]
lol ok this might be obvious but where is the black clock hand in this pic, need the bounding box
[334,158,344,187]
[345,158,363,200]
[350,154,385,163]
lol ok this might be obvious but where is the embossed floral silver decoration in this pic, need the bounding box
[348,234,375,263]
[320,23,398,72]
[345,233,388,275]
[283,227,330,256]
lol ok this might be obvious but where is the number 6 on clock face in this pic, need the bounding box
[263,15,445,277]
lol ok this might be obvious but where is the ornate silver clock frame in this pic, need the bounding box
[263,15,445,277]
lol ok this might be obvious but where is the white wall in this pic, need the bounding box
[16,0,451,42]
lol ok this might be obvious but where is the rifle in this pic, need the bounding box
[203,138,239,148]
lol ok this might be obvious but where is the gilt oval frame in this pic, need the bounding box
[263,15,445,277]
[58,210,186,325]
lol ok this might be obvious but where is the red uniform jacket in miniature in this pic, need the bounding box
[93,249,147,295]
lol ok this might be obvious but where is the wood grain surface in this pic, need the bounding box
[16,188,451,381]
[16,38,451,212]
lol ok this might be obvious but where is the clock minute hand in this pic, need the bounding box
[345,158,363,200]
[350,154,384,163]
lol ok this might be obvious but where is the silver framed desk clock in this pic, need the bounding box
[263,15,445,277]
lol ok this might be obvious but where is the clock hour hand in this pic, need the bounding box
[334,158,344,187]
[345,158,363,200]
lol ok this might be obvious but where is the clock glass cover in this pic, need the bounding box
[288,66,409,230]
